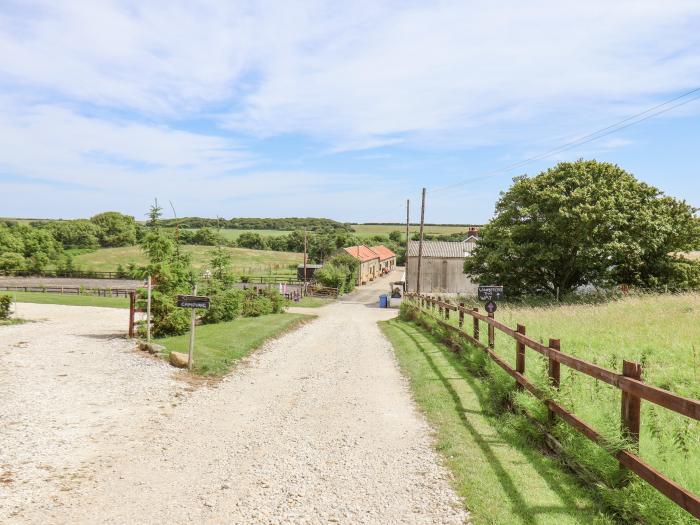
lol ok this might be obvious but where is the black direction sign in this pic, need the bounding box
[484,300,497,314]
[478,285,504,301]
[176,295,210,309]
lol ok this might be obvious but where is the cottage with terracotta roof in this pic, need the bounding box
[406,240,478,294]
[343,245,381,285]
[370,245,396,274]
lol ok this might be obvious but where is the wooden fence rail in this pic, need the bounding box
[405,293,700,520]
[0,285,133,297]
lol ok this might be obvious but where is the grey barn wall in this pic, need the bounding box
[406,256,478,295]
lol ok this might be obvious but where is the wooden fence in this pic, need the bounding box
[307,284,340,298]
[0,269,131,280]
[0,285,133,297]
[0,269,302,285]
[405,293,700,520]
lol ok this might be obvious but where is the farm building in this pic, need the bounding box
[343,245,380,285]
[370,245,397,274]
[406,240,478,295]
[297,264,323,281]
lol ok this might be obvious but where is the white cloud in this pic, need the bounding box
[2,0,699,149]
[1,1,700,220]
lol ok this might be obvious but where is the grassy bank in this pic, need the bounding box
[8,291,129,308]
[288,297,333,308]
[71,245,302,273]
[406,295,700,524]
[380,318,614,524]
[157,313,314,375]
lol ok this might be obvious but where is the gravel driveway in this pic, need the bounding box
[2,273,468,524]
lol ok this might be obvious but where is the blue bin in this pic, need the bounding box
[379,294,388,308]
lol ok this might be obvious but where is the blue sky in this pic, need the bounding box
[1,0,699,224]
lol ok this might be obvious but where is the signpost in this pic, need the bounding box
[176,288,210,371]
[478,285,504,301]
[479,285,503,315]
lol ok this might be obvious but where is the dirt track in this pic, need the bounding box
[1,273,468,524]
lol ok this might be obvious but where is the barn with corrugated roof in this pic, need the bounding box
[406,239,478,294]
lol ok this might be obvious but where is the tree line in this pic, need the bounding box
[159,216,353,232]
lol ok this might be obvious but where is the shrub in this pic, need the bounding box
[0,294,11,319]
[261,288,286,313]
[202,288,244,324]
[314,264,346,291]
[149,291,191,337]
[241,289,273,317]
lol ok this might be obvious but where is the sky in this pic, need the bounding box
[1,0,700,224]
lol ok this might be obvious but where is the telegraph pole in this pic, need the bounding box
[416,188,426,295]
[405,199,410,286]
[303,230,308,296]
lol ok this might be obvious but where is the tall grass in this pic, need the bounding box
[404,294,700,524]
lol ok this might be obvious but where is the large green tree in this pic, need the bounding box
[90,211,137,247]
[464,160,700,297]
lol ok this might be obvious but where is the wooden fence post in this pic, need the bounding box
[547,338,561,423]
[458,303,465,328]
[472,308,479,341]
[515,324,526,390]
[487,312,495,348]
[128,291,136,338]
[445,301,450,320]
[621,360,642,450]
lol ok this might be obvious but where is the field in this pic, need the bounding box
[406,293,700,523]
[7,291,129,308]
[71,245,302,274]
[351,223,475,238]
[157,313,313,375]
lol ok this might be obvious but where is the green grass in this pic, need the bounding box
[412,294,700,523]
[380,318,614,525]
[351,223,474,238]
[288,297,333,308]
[8,291,129,308]
[71,245,303,273]
[156,313,314,375]
[0,318,26,326]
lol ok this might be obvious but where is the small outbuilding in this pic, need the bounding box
[297,264,323,281]
[406,240,478,295]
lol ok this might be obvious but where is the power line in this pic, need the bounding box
[432,87,700,193]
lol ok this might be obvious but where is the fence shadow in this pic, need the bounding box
[394,321,604,524]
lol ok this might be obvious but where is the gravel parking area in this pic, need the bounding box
[0,303,185,522]
[2,273,468,524]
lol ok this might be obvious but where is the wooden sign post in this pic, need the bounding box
[176,288,210,371]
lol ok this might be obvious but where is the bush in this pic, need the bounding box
[0,294,11,319]
[314,264,346,290]
[149,291,191,337]
[261,288,286,313]
[202,288,244,324]
[241,289,273,317]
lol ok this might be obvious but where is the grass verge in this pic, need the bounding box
[288,297,333,308]
[9,291,129,308]
[380,317,615,525]
[0,318,26,326]
[156,313,314,376]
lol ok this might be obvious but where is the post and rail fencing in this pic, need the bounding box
[0,285,133,297]
[405,293,700,520]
